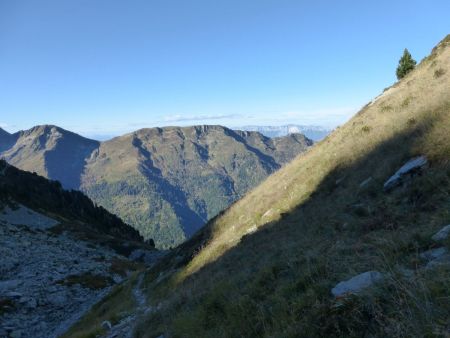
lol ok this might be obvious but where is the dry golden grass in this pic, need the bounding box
[68,35,450,338]
[130,35,450,337]
[178,35,450,280]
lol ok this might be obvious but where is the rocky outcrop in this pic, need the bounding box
[331,271,383,297]
[383,156,428,191]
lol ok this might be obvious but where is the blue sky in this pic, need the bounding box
[0,0,449,138]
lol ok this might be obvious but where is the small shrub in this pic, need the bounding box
[407,118,417,126]
[109,257,143,277]
[362,126,372,133]
[401,97,412,108]
[57,273,113,290]
[380,104,393,112]
[434,68,446,78]
[0,298,15,315]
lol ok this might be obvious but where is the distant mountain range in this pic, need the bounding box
[0,125,312,248]
[237,125,331,141]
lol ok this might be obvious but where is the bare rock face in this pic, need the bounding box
[331,271,383,297]
[383,156,428,191]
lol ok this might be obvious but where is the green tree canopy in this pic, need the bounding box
[396,48,417,80]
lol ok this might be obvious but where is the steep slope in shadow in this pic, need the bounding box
[132,136,206,237]
[0,127,17,152]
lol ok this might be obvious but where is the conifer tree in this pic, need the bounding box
[396,48,416,80]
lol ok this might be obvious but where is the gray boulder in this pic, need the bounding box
[384,156,428,191]
[331,271,383,297]
[420,247,447,261]
[432,224,450,242]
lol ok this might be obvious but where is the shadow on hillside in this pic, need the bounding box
[45,134,99,190]
[152,112,443,286]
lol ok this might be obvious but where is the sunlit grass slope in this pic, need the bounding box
[68,35,450,337]
[177,35,450,279]
[132,35,450,337]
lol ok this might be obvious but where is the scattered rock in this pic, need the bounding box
[0,279,22,292]
[426,254,450,269]
[25,298,37,309]
[246,225,257,234]
[47,291,68,307]
[5,291,23,299]
[359,177,373,188]
[383,156,428,191]
[335,177,345,185]
[420,247,447,261]
[432,224,450,242]
[0,217,145,338]
[331,271,383,297]
[102,320,112,330]
[112,274,124,284]
[262,209,274,219]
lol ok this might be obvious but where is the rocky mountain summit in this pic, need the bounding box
[1,125,312,248]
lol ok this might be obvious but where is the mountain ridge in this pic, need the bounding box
[238,124,331,141]
[1,124,312,247]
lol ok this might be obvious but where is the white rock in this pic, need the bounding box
[246,225,257,234]
[102,320,112,330]
[432,224,450,242]
[331,271,383,297]
[384,156,428,191]
[262,209,274,219]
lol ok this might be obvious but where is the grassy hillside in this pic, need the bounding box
[81,125,311,248]
[101,35,450,337]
